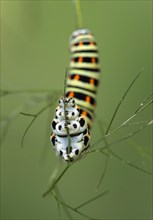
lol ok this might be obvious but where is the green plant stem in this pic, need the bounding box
[105,68,144,135]
[42,164,72,197]
[74,0,83,28]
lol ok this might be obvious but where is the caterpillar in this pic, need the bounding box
[50,28,100,162]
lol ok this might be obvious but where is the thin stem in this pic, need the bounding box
[53,198,97,220]
[73,0,83,28]
[0,89,60,97]
[105,68,144,135]
[42,164,72,197]
[20,112,36,117]
[21,103,52,148]
[55,188,73,220]
[64,99,71,157]
[52,191,61,220]
[91,96,152,150]
[63,67,71,157]
[64,67,69,97]
[122,120,150,127]
[75,190,109,210]
[96,156,109,190]
[96,120,110,190]
[89,120,152,175]
[100,150,152,175]
[101,119,153,152]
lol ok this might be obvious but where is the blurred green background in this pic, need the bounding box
[1,1,152,219]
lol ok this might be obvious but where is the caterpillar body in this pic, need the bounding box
[50,29,100,161]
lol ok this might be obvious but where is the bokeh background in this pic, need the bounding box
[1,1,152,219]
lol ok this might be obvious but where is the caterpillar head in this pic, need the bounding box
[51,130,90,162]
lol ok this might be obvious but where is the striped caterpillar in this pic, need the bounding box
[50,29,100,161]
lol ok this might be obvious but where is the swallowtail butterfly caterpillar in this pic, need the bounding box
[50,28,100,161]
